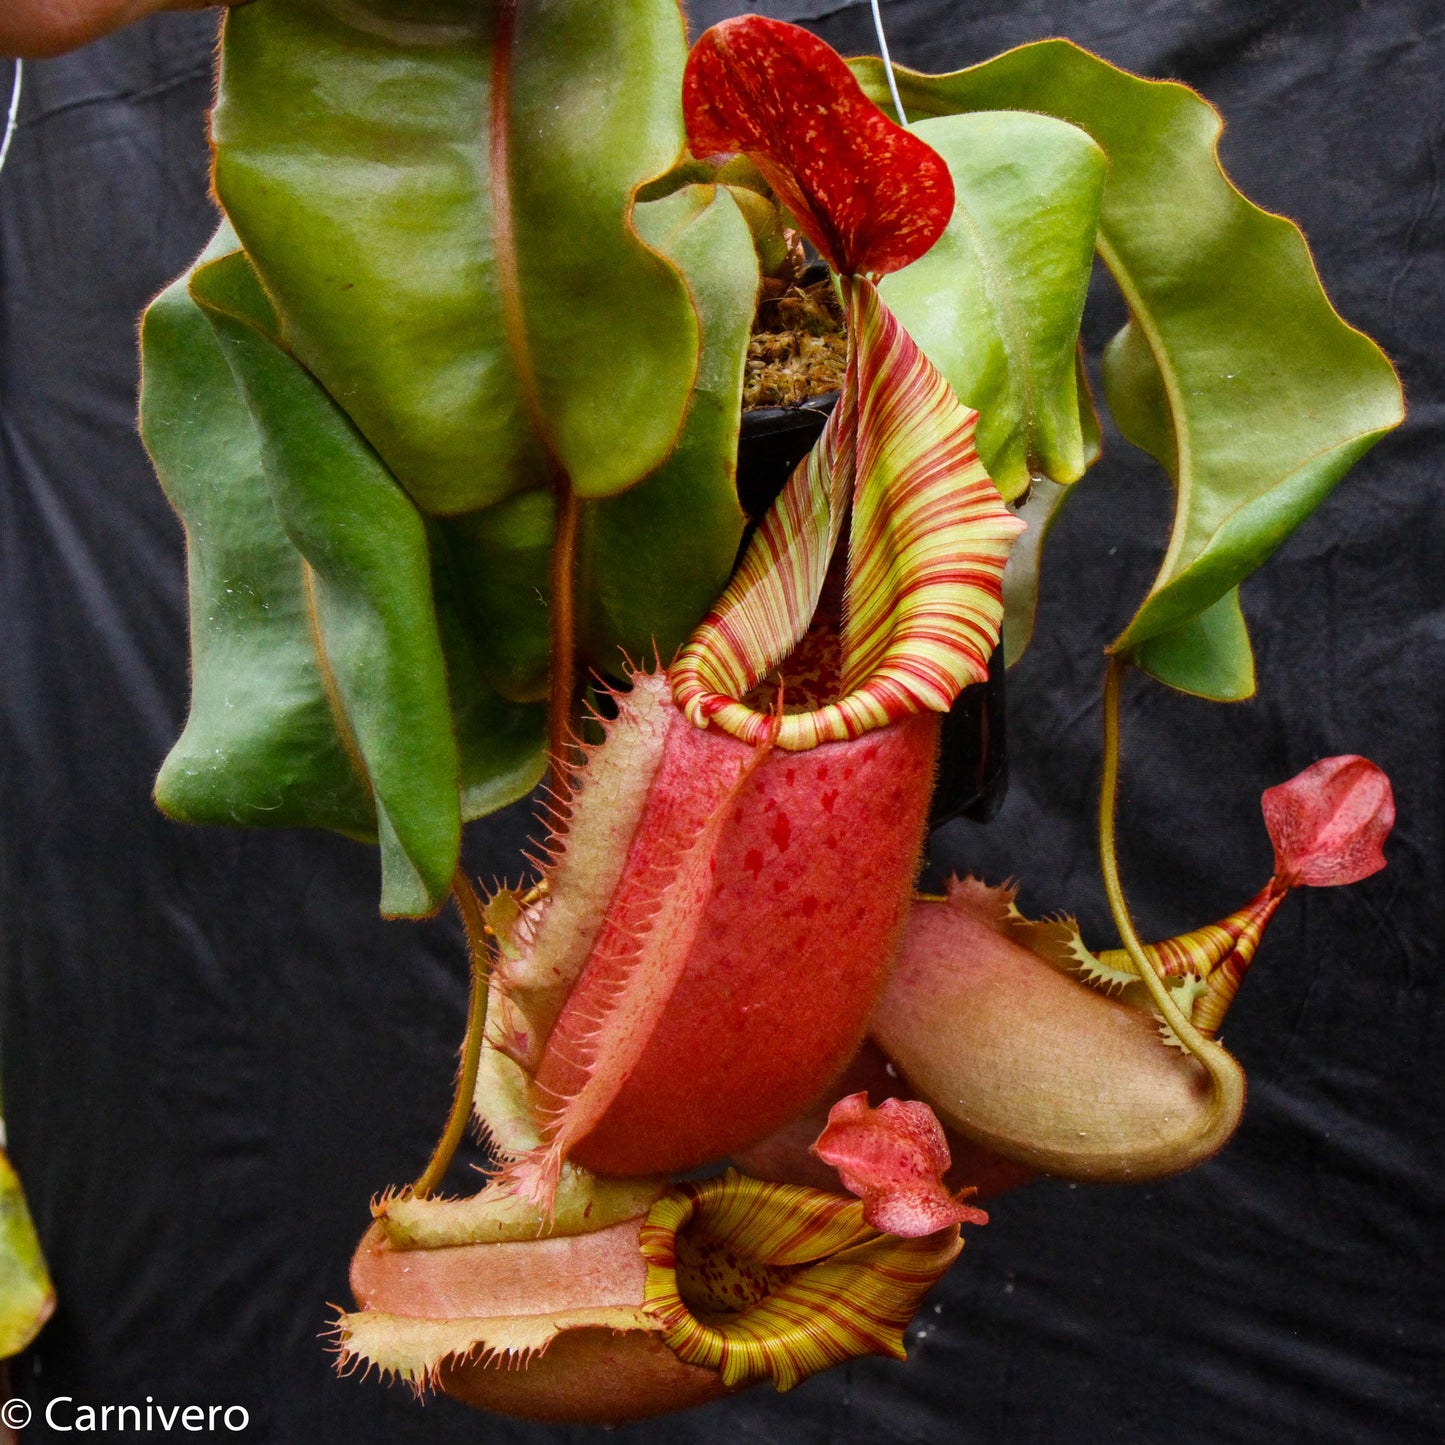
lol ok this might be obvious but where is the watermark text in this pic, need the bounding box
[9,1396,252,1433]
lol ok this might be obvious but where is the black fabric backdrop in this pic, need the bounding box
[0,2,1441,1441]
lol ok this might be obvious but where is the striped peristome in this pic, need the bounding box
[671,384,854,748]
[1094,883,1285,1039]
[639,1170,964,1391]
[839,278,1024,710]
[671,277,1023,750]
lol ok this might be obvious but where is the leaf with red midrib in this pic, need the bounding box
[1262,754,1394,889]
[683,16,954,277]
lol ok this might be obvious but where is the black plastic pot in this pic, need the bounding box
[737,393,1007,827]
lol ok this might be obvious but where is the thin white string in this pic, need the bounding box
[869,0,908,127]
[0,59,22,180]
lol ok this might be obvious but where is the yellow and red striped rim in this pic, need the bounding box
[1094,882,1285,1038]
[671,277,1023,750]
[640,1169,961,1391]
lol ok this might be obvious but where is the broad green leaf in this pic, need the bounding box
[142,227,376,839]
[0,1150,52,1358]
[211,0,700,515]
[429,539,548,823]
[145,233,545,912]
[192,250,504,917]
[1001,475,1070,665]
[580,183,754,669]
[879,111,1107,503]
[1101,313,1255,698]
[143,5,768,913]
[431,185,755,699]
[435,494,555,705]
[853,43,1403,700]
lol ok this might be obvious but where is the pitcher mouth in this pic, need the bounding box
[671,276,1023,752]
[639,1169,965,1391]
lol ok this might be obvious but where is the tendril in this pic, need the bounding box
[412,870,493,1200]
[1098,656,1245,1154]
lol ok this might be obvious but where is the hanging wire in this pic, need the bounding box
[0,59,22,181]
[869,0,908,127]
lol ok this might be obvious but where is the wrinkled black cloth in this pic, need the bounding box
[0,3,1440,1441]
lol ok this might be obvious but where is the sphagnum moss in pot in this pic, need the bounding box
[138,4,1402,1427]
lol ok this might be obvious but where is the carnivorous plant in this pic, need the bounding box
[138,4,1401,1425]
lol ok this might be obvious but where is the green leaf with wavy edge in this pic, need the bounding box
[0,1150,52,1359]
[211,0,700,517]
[1099,311,1255,698]
[144,231,546,892]
[142,226,378,840]
[853,42,1403,700]
[1133,590,1256,701]
[192,248,458,915]
[879,111,1106,503]
[191,249,540,917]
[1001,475,1067,666]
[999,348,1103,663]
[144,202,740,903]
[433,494,555,705]
[428,534,549,824]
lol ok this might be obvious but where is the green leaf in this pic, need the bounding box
[431,186,755,700]
[211,0,700,515]
[1133,590,1256,701]
[853,42,1403,700]
[579,183,754,670]
[1001,475,1072,666]
[1076,345,1103,469]
[435,496,555,705]
[998,347,1101,663]
[142,227,377,840]
[878,111,1107,503]
[429,537,548,823]
[145,233,546,913]
[0,1150,52,1359]
[192,251,466,917]
[146,5,763,912]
